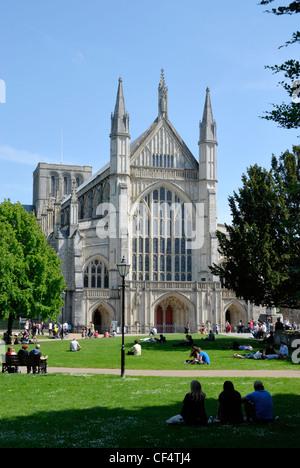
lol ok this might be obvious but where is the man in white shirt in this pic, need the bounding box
[70,338,82,352]
[128,340,141,355]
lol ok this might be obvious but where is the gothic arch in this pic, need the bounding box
[224,299,247,327]
[49,171,60,198]
[90,300,115,333]
[152,292,195,332]
[130,180,194,211]
[130,184,196,282]
[83,255,109,289]
[74,174,84,188]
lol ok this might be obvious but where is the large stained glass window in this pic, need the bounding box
[131,187,193,281]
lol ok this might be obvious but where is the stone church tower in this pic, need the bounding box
[32,71,264,333]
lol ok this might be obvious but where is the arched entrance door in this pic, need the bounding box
[156,305,173,333]
[92,304,111,333]
[94,310,102,332]
[157,305,163,333]
[225,301,247,331]
[165,305,173,333]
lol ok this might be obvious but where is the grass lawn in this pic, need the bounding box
[0,374,299,448]
[12,333,300,371]
[4,333,299,371]
[0,334,299,448]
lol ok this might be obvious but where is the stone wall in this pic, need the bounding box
[273,330,300,348]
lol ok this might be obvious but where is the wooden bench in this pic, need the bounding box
[1,354,47,374]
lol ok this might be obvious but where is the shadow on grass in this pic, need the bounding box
[0,379,299,449]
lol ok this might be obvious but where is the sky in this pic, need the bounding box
[0,0,299,225]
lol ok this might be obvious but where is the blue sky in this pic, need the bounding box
[0,0,299,224]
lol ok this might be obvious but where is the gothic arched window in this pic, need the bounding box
[131,187,193,282]
[83,258,109,289]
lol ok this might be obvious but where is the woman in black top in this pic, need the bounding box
[180,380,208,425]
[217,381,243,424]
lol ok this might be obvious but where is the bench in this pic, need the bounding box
[1,354,47,374]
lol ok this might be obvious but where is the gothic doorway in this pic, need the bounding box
[93,310,102,332]
[156,305,173,333]
[92,303,111,333]
[225,301,247,330]
[155,293,193,333]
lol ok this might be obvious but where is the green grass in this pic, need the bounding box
[0,374,299,448]
[5,333,299,371]
[0,334,299,448]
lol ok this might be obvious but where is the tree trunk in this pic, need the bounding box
[5,313,14,344]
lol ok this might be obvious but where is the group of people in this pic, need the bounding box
[233,341,289,360]
[226,316,298,336]
[139,334,166,343]
[184,346,211,365]
[103,330,117,338]
[15,320,71,343]
[167,379,274,426]
[81,324,99,339]
[6,344,48,373]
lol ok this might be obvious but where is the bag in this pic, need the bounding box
[166,415,185,425]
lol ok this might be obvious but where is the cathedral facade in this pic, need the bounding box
[32,71,264,333]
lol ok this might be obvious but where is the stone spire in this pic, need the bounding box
[110,77,130,136]
[158,68,168,120]
[199,87,217,142]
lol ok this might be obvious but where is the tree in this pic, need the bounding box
[259,1,300,130]
[0,200,66,341]
[210,146,300,309]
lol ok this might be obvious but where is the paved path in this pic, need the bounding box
[47,367,300,378]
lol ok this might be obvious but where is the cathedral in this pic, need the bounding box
[32,70,264,333]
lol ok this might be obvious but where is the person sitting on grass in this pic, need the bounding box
[185,346,201,364]
[172,334,194,347]
[242,380,274,424]
[202,330,215,341]
[264,344,278,359]
[157,334,166,343]
[166,380,208,425]
[278,341,289,359]
[127,340,141,355]
[198,348,210,364]
[70,338,82,352]
[217,381,244,425]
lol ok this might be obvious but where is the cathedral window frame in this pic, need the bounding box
[131,183,195,282]
[83,257,109,289]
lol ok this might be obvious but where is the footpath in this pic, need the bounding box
[47,367,300,378]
